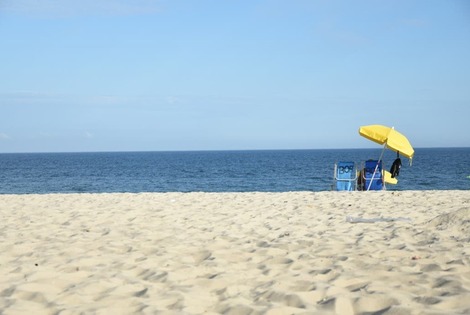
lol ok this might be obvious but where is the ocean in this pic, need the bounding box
[0,148,469,194]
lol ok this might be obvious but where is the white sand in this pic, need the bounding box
[0,191,469,314]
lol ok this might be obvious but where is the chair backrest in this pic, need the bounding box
[363,160,383,191]
[335,161,356,191]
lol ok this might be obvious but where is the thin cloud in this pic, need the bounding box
[0,91,136,107]
[165,96,182,105]
[0,0,162,17]
[401,18,428,28]
[0,133,11,140]
[0,91,73,106]
[314,17,370,46]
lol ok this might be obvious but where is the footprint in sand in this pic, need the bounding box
[192,250,212,264]
[354,295,397,314]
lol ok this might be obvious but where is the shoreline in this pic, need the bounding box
[1,191,469,314]
[1,188,469,195]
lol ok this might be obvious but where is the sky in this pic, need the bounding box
[0,0,469,153]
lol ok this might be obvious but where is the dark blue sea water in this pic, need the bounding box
[0,148,469,194]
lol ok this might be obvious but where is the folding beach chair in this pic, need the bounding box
[362,160,384,191]
[334,161,357,191]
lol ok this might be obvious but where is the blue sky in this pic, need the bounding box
[1,0,469,153]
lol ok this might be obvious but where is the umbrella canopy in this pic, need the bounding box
[359,125,414,159]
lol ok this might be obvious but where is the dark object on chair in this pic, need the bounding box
[390,152,402,178]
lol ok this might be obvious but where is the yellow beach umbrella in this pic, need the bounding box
[358,125,414,160]
[359,124,413,190]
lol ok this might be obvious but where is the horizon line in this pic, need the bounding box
[0,146,468,155]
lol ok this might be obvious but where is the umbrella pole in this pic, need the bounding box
[367,144,386,191]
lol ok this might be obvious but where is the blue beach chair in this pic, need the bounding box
[334,161,357,191]
[362,160,384,191]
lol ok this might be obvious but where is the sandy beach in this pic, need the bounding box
[0,191,469,314]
